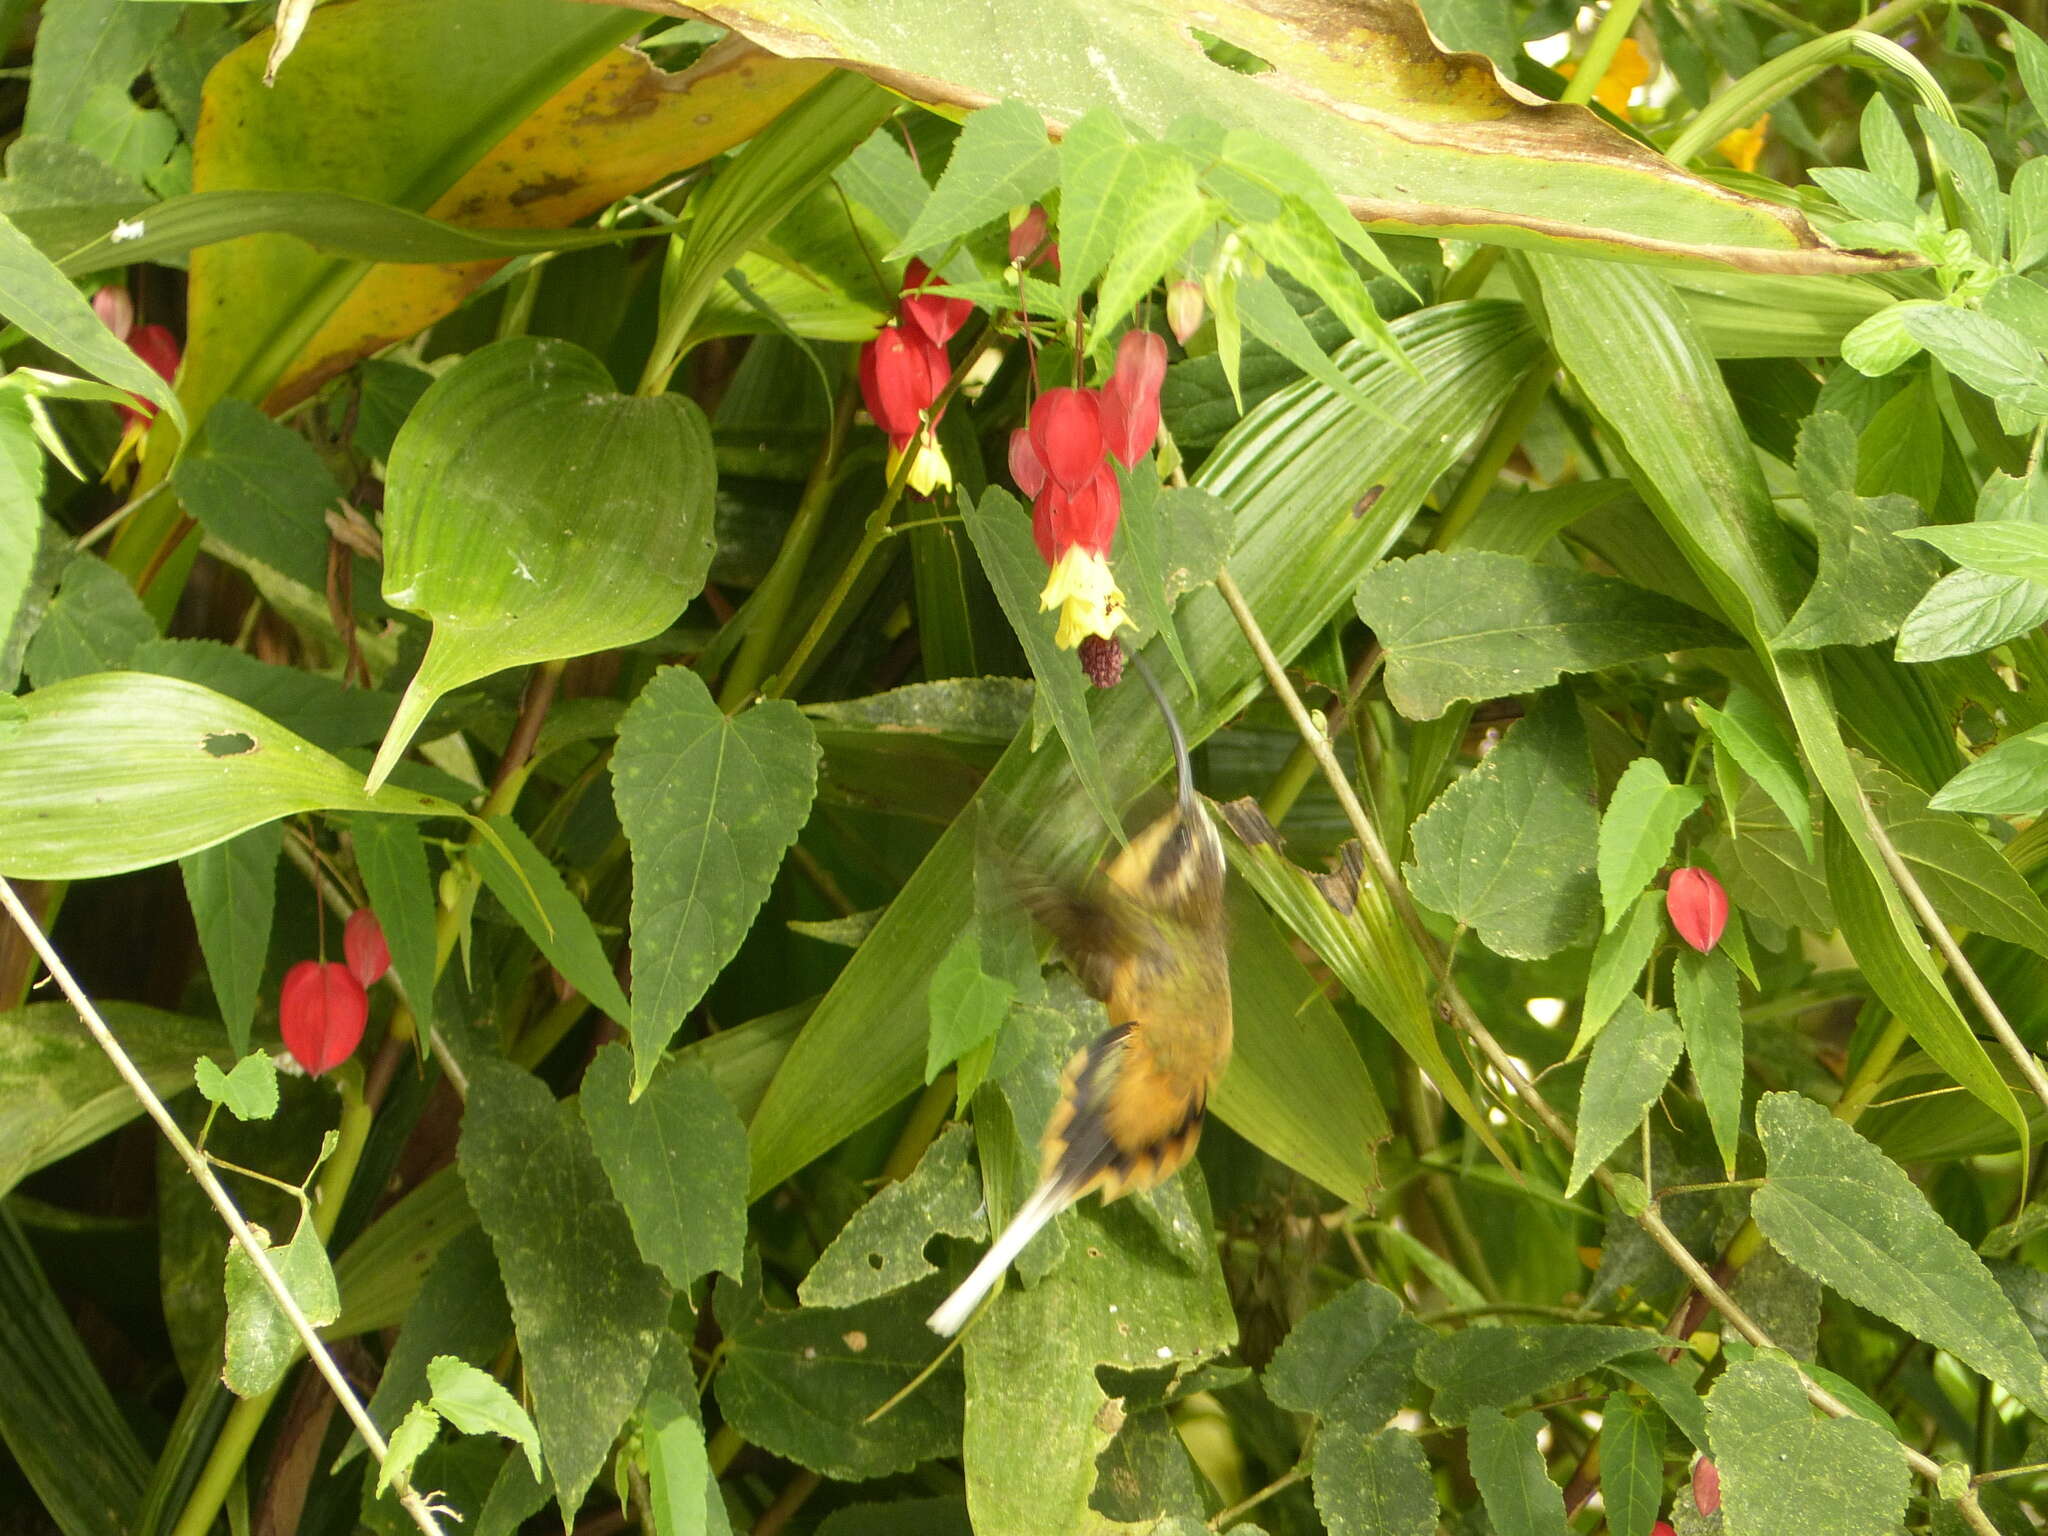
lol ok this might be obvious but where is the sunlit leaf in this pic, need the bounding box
[223,1208,339,1397]
[1598,757,1705,931]
[427,1355,542,1481]
[193,1050,279,1123]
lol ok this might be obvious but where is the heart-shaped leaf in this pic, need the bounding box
[367,337,715,791]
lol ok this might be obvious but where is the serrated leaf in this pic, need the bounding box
[1600,1394,1665,1536]
[1900,520,2048,584]
[895,100,1056,257]
[1467,1409,1570,1536]
[194,1050,279,1122]
[1566,997,1683,1196]
[1264,1279,1429,1431]
[1775,412,1939,649]
[171,399,352,596]
[1897,568,2048,663]
[380,1402,441,1499]
[1751,1092,2048,1416]
[1674,949,1742,1178]
[428,1355,542,1481]
[1931,723,2048,815]
[22,552,156,688]
[223,1211,340,1397]
[1696,686,1812,858]
[1357,550,1734,721]
[714,1261,963,1482]
[179,822,281,1055]
[1598,757,1704,931]
[580,1042,747,1292]
[1090,148,1214,337]
[357,1225,511,1468]
[1706,1355,1908,1536]
[1406,690,1599,961]
[958,487,1121,838]
[369,336,716,791]
[350,815,438,1041]
[1418,1325,1662,1425]
[800,1123,984,1308]
[458,1058,668,1515]
[925,932,1014,1085]
[642,1391,714,1536]
[1054,109,1140,308]
[611,667,818,1086]
[0,672,458,880]
[469,815,631,1029]
[1898,306,2048,416]
[1860,759,2048,952]
[1313,1427,1436,1536]
[1576,890,1664,1056]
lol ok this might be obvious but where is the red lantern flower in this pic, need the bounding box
[1692,1457,1720,1516]
[1009,428,1047,498]
[1166,279,1205,344]
[1029,388,1105,494]
[93,285,134,342]
[898,258,972,348]
[859,324,933,442]
[343,908,390,987]
[118,324,180,431]
[279,961,368,1076]
[1101,331,1167,467]
[1009,204,1057,269]
[1667,867,1729,954]
[1652,1525,1676,1536]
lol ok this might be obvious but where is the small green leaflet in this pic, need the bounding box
[426,1355,543,1481]
[222,1206,340,1397]
[1674,949,1743,1178]
[194,1049,279,1122]
[1900,519,2048,585]
[925,931,1015,1087]
[894,100,1057,257]
[179,821,281,1056]
[1312,1427,1437,1536]
[1696,685,1812,857]
[1574,890,1663,1057]
[1598,1394,1665,1536]
[379,1402,440,1499]
[1355,550,1734,721]
[1264,1279,1430,1431]
[1566,997,1683,1196]
[1706,1355,1907,1536]
[1597,757,1703,931]
[1466,1409,1570,1536]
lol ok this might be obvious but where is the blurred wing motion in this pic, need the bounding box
[929,663,1230,1335]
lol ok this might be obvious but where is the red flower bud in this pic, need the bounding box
[93,285,134,342]
[1100,377,1161,467]
[1667,867,1729,953]
[1009,427,1047,498]
[1652,1525,1677,1536]
[1111,329,1168,407]
[1692,1457,1720,1517]
[343,908,390,986]
[1009,205,1051,267]
[119,324,180,429]
[1166,279,1205,344]
[898,258,973,348]
[279,960,368,1076]
[859,325,931,441]
[1028,387,1105,494]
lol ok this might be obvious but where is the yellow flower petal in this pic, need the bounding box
[1038,546,1133,651]
[1560,36,1650,119]
[1717,115,1769,174]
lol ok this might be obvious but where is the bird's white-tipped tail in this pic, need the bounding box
[927,1182,1063,1336]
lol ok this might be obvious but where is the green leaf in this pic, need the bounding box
[1774,412,1939,650]
[1899,306,2048,417]
[458,1058,668,1515]
[369,336,716,791]
[1901,520,2048,584]
[1840,302,1931,377]
[1752,1092,2048,1415]
[1356,550,1733,721]
[1466,1409,1570,1536]
[896,100,1056,257]
[925,932,1014,1085]
[194,1050,279,1123]
[1109,463,1202,700]
[350,816,438,1041]
[611,667,818,1085]
[0,672,458,880]
[1264,1279,1429,1431]
[23,552,157,688]
[1054,110,1142,308]
[1695,686,1812,857]
[1860,760,2048,952]
[580,1043,748,1292]
[1406,691,1599,961]
[0,399,40,667]
[1598,757,1704,931]
[1706,1354,1909,1536]
[0,210,183,434]
[170,399,352,596]
[131,638,394,752]
[1897,568,2048,663]
[642,1392,713,1536]
[358,1225,511,1464]
[800,1122,984,1309]
[1090,146,1214,341]
[469,815,631,1028]
[178,822,281,1055]
[958,486,1122,839]
[715,1262,963,1482]
[1566,997,1683,1197]
[1674,949,1742,1178]
[427,1355,542,1481]
[2012,155,2048,272]
[1419,1325,1661,1426]
[1709,773,1831,934]
[1933,723,2048,815]
[1576,890,1665,1056]
[0,1002,218,1199]
[1312,1426,1437,1536]
[223,1210,340,1397]
[1599,1394,1665,1536]
[379,1402,441,1499]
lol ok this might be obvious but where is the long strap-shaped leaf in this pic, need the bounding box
[747,301,1543,1194]
[1529,254,2025,1148]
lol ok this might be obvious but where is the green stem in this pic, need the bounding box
[1260,646,1381,827]
[718,387,857,711]
[1427,352,1556,551]
[1557,0,1646,108]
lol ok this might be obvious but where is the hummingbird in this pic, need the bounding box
[928,653,1231,1335]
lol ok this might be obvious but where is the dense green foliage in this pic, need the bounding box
[7,1,2048,1534]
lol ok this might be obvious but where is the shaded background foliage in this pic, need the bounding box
[6,1,2048,1535]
